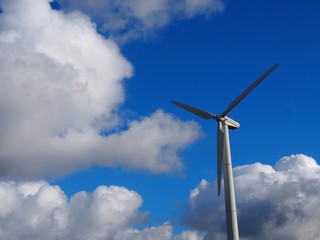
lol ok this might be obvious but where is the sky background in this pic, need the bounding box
[0,0,320,239]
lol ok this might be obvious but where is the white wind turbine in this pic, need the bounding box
[172,64,279,240]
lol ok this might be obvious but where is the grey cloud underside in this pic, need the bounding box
[183,154,320,240]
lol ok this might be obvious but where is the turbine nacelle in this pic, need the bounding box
[219,116,240,130]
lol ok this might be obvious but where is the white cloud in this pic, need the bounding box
[174,230,204,240]
[0,181,204,240]
[0,181,141,240]
[183,154,320,240]
[183,0,225,17]
[7,155,320,240]
[57,0,225,42]
[114,223,173,240]
[100,110,200,172]
[0,0,200,178]
[115,223,204,240]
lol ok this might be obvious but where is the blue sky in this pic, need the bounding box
[56,0,320,234]
[1,0,320,239]
[121,0,320,164]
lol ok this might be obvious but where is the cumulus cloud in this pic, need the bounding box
[0,181,142,239]
[183,154,320,240]
[57,0,225,41]
[114,223,173,240]
[114,224,203,240]
[0,181,203,240]
[0,0,200,178]
[174,230,204,240]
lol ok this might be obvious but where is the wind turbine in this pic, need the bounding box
[172,64,279,240]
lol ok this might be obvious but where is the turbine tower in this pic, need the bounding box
[172,64,279,240]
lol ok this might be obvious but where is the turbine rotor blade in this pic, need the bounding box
[221,64,279,117]
[172,100,217,120]
[217,122,224,196]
